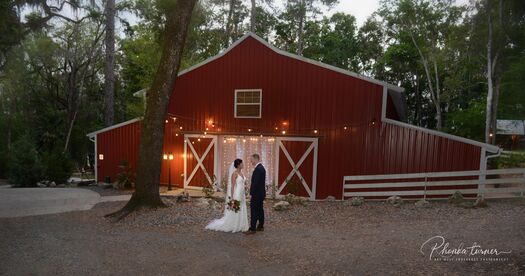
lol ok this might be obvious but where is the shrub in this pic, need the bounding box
[8,135,43,187]
[42,150,73,184]
[116,159,135,189]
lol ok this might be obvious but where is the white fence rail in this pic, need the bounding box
[343,168,525,199]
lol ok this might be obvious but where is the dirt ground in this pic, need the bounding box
[1,197,524,275]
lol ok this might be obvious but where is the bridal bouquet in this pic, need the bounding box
[227,198,241,213]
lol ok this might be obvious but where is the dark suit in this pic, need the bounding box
[250,163,266,230]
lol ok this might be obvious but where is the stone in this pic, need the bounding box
[177,191,191,203]
[273,201,290,211]
[49,182,56,187]
[474,196,488,208]
[415,199,431,208]
[284,193,307,206]
[325,196,336,202]
[195,197,210,208]
[460,201,474,209]
[350,197,364,206]
[386,195,403,206]
[448,191,464,205]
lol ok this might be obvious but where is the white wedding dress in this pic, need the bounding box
[205,170,249,233]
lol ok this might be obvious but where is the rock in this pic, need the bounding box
[448,191,464,205]
[325,196,336,202]
[49,182,56,187]
[474,196,488,208]
[195,198,210,208]
[460,201,474,209]
[386,195,403,206]
[415,199,431,208]
[177,191,191,203]
[284,193,307,206]
[350,197,364,206]
[273,201,290,211]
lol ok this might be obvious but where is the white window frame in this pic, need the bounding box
[234,89,262,118]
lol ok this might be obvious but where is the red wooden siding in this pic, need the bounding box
[94,35,484,199]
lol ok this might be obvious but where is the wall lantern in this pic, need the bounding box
[98,154,104,160]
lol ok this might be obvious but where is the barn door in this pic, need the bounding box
[275,137,318,200]
[184,134,218,189]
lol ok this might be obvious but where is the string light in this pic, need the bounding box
[281,130,286,135]
[314,130,318,134]
[179,126,183,130]
[344,126,348,130]
[248,128,252,132]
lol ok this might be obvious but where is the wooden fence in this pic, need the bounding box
[343,168,525,200]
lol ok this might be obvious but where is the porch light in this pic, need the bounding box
[169,154,174,160]
[163,154,168,160]
[98,154,104,160]
[489,133,494,137]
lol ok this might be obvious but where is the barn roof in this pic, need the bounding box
[177,32,405,92]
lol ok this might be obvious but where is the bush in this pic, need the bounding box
[116,159,134,189]
[8,135,43,187]
[42,150,73,184]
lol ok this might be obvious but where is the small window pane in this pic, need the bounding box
[237,104,260,117]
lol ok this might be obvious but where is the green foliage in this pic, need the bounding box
[42,150,73,184]
[489,152,525,169]
[8,135,43,187]
[444,98,486,142]
[499,56,525,119]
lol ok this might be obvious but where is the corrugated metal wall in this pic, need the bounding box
[95,36,483,199]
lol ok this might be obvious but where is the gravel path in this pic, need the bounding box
[1,198,524,275]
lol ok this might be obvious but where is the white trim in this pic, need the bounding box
[380,87,500,153]
[234,89,262,118]
[275,137,318,200]
[177,33,404,92]
[183,134,217,189]
[86,118,141,137]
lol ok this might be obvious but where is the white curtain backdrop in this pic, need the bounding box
[220,136,275,193]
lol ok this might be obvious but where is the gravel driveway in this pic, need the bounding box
[1,197,524,275]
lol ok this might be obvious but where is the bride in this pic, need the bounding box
[205,158,249,233]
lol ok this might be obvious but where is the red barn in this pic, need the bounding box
[87,33,500,200]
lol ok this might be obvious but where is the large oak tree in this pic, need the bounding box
[106,0,197,221]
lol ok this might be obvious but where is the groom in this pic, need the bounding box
[245,153,266,235]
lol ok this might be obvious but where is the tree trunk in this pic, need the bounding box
[432,59,442,129]
[296,0,306,56]
[224,0,235,47]
[408,31,441,130]
[250,0,256,32]
[104,0,116,126]
[485,0,494,144]
[106,0,198,221]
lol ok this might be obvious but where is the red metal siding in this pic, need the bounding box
[97,121,141,183]
[95,36,482,198]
